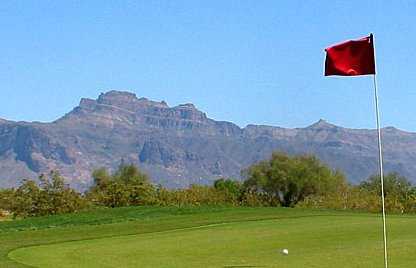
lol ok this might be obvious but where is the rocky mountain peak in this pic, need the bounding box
[97,91,133,108]
[60,91,212,132]
[306,119,338,130]
[383,126,400,132]
[97,90,167,110]
[76,90,170,113]
[176,103,197,109]
[98,90,137,101]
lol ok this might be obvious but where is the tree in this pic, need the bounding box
[0,189,14,212]
[243,152,347,207]
[213,178,242,204]
[214,178,242,196]
[9,171,88,217]
[88,164,155,207]
[114,164,149,185]
[360,172,413,198]
[359,172,416,212]
[92,168,111,188]
[11,180,40,217]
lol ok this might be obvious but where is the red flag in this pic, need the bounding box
[325,34,375,76]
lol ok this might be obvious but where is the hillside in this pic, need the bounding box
[1,90,415,190]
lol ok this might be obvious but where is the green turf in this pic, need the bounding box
[2,206,416,267]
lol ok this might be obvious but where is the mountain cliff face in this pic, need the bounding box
[1,90,415,190]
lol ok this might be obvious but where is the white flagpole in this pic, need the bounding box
[372,73,388,268]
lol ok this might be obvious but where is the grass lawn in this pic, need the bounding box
[1,206,416,267]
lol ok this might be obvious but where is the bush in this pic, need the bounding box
[243,152,347,207]
[0,189,14,211]
[240,190,274,207]
[155,185,235,207]
[87,164,157,207]
[9,171,88,217]
[298,173,416,214]
[213,178,243,205]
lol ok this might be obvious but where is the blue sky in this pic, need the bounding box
[1,1,415,130]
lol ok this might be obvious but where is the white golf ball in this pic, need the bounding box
[282,249,289,255]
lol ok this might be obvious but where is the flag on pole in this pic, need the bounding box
[324,33,389,268]
[325,34,375,76]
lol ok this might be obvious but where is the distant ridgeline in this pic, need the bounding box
[0,90,415,190]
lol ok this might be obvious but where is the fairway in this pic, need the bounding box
[7,210,416,268]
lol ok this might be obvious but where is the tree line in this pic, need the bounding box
[1,151,416,218]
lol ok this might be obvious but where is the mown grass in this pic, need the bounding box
[0,206,325,267]
[1,206,415,267]
[0,206,230,233]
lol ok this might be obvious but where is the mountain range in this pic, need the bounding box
[0,90,414,191]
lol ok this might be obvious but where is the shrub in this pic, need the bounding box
[9,171,88,217]
[298,173,416,214]
[243,152,347,207]
[87,164,156,207]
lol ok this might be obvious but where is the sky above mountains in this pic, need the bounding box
[1,1,415,130]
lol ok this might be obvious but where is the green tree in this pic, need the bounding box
[88,164,155,207]
[113,164,149,185]
[0,188,14,212]
[214,178,241,195]
[92,168,111,188]
[359,172,415,212]
[9,171,88,217]
[243,152,346,207]
[213,178,242,204]
[360,172,413,198]
[11,180,40,217]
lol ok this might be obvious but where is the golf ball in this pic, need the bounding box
[282,249,289,255]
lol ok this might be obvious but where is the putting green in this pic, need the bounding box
[9,214,416,267]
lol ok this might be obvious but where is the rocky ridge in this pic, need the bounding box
[0,90,415,190]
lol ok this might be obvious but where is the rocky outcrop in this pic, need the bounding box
[1,90,416,191]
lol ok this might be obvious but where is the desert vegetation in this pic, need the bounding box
[1,152,416,218]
